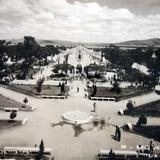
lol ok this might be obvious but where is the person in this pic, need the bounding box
[93,102,96,112]
[58,82,61,87]
[150,139,155,156]
[108,148,116,160]
[115,126,121,141]
[77,85,79,92]
[85,92,88,98]
[107,117,111,127]
[75,121,78,127]
[134,100,136,106]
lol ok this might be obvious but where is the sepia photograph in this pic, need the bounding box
[0,0,160,159]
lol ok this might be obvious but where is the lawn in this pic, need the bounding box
[132,125,160,141]
[0,94,32,111]
[88,86,152,101]
[123,99,160,116]
[0,120,22,130]
[9,84,69,96]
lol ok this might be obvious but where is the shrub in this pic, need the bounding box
[36,77,45,93]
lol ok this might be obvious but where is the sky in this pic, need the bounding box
[0,0,160,43]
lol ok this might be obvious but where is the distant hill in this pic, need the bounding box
[37,39,79,47]
[116,38,160,46]
[8,38,23,45]
[6,38,160,48]
[34,38,160,48]
[37,39,107,48]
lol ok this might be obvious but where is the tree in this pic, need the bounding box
[36,77,45,93]
[24,36,39,58]
[10,111,17,120]
[23,97,28,104]
[126,101,134,111]
[0,40,6,71]
[92,84,97,96]
[130,48,144,64]
[147,51,160,86]
[103,45,121,68]
[111,80,121,94]
[53,64,74,74]
[136,115,147,127]
[60,82,65,95]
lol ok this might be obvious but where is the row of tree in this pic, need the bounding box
[102,45,160,87]
[0,36,62,81]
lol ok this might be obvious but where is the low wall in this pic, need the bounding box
[90,96,115,101]
[0,84,68,99]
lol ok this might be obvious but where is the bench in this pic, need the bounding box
[90,97,115,102]
[38,95,66,99]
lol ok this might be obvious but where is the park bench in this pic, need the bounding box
[38,95,66,99]
[90,97,115,101]
[4,108,19,112]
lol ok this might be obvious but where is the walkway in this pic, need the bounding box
[68,80,86,98]
[0,86,160,160]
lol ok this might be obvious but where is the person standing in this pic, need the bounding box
[77,84,79,92]
[115,126,121,141]
[107,117,111,127]
[93,102,97,112]
[150,139,155,156]
[108,148,116,160]
[117,127,121,141]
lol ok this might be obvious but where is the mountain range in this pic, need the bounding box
[8,38,160,48]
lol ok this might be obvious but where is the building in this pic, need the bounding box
[55,46,105,73]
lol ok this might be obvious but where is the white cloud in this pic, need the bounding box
[0,0,160,43]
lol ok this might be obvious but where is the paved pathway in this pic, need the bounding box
[0,85,160,159]
[1,63,160,159]
[69,80,86,98]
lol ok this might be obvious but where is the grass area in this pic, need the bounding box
[124,99,160,116]
[88,86,151,101]
[9,84,69,96]
[132,125,160,141]
[123,124,160,142]
[0,150,51,160]
[0,120,22,130]
[0,94,32,111]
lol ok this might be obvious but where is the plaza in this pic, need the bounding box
[0,44,160,159]
[0,77,160,159]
